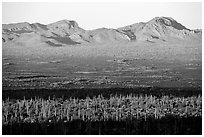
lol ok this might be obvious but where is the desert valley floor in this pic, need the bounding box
[2,40,202,90]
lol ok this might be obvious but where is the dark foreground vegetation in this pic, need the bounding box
[2,87,202,135]
[3,116,201,135]
[2,87,202,100]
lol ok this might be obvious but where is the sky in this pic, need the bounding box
[2,2,202,30]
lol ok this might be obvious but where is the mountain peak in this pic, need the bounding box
[149,16,189,30]
[3,22,31,30]
[152,16,174,21]
[48,19,79,28]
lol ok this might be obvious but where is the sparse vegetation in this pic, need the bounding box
[2,92,202,134]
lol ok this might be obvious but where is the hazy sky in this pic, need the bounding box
[2,2,202,30]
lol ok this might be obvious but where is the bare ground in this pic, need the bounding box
[2,40,202,90]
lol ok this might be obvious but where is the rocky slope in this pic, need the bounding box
[2,17,202,46]
[118,17,201,42]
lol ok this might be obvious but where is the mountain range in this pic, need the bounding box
[2,17,202,46]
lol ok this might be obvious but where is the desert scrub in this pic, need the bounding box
[2,94,202,125]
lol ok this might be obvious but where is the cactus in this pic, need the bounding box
[2,94,202,125]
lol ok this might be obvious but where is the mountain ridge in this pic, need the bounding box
[2,17,202,45]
